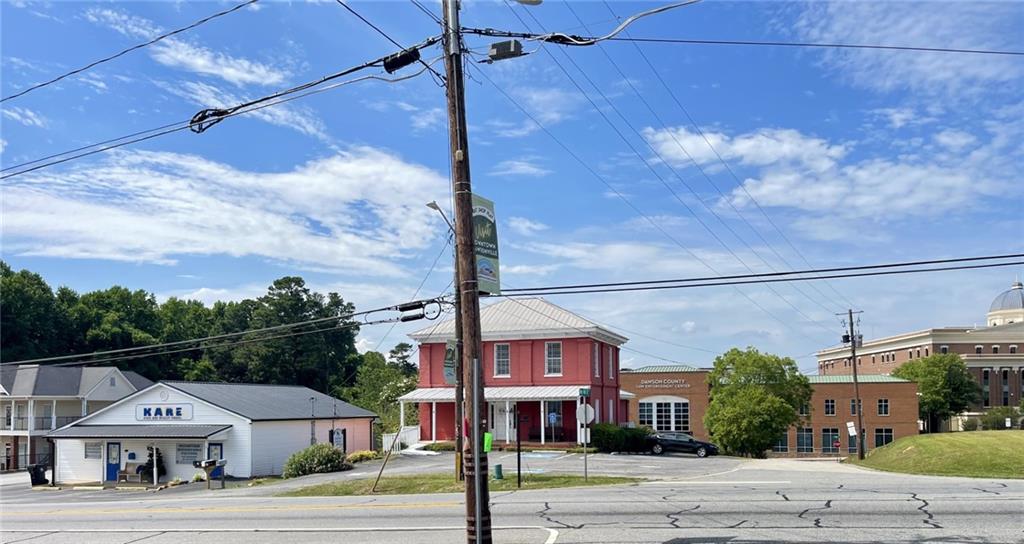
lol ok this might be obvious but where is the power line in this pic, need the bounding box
[564,1,845,317]
[333,0,445,84]
[1,297,443,367]
[504,2,837,340]
[1,53,442,180]
[501,253,1024,293]
[1,0,260,102]
[461,27,1024,56]
[491,260,1024,297]
[599,0,857,312]
[410,0,442,25]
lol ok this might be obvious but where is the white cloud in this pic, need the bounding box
[868,107,931,130]
[644,126,848,173]
[502,264,559,276]
[85,7,286,87]
[0,139,6,154]
[507,216,549,236]
[515,87,580,124]
[679,320,697,334]
[793,2,1024,97]
[77,74,108,93]
[933,129,977,151]
[490,158,551,177]
[486,119,539,138]
[410,108,444,131]
[2,106,48,128]
[2,147,448,274]
[156,80,327,141]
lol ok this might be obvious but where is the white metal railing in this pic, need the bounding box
[382,425,421,453]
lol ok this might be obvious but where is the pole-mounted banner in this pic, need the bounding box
[472,194,500,295]
[443,339,458,385]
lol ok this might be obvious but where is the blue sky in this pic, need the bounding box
[2,0,1022,372]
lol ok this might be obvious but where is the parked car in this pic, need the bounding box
[647,432,719,457]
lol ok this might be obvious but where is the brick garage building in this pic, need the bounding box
[620,366,919,456]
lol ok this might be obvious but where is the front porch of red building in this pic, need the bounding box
[398,388,633,446]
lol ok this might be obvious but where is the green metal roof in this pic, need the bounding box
[621,365,704,373]
[807,375,911,384]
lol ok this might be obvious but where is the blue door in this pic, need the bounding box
[105,442,121,482]
[208,443,223,478]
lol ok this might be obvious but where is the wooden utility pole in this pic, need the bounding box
[848,309,866,460]
[441,0,490,541]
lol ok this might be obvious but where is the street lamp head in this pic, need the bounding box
[426,200,442,212]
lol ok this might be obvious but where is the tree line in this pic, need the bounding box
[0,262,418,418]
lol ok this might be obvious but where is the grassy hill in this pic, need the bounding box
[853,431,1024,479]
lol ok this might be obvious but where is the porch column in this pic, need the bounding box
[51,400,57,429]
[8,400,13,428]
[152,443,157,486]
[430,402,437,442]
[81,398,87,417]
[27,399,34,432]
[576,397,583,445]
[540,400,546,445]
[503,401,509,445]
[399,402,405,431]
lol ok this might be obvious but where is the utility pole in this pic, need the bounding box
[454,241,464,481]
[846,309,866,460]
[441,0,490,542]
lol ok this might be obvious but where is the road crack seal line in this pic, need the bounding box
[910,493,942,529]
[666,505,700,528]
[537,501,579,529]
[775,491,790,501]
[797,499,832,528]
[973,487,1001,495]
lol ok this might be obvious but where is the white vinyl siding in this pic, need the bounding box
[55,439,103,484]
[249,417,374,476]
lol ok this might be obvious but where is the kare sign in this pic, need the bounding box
[472,194,500,295]
[136,404,194,421]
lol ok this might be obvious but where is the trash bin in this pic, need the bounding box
[493,464,503,480]
[27,464,48,486]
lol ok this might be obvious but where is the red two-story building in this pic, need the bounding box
[398,298,630,445]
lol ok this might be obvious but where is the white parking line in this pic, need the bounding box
[640,480,791,485]
[0,526,560,543]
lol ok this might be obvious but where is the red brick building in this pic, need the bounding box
[399,298,629,445]
[817,281,1024,417]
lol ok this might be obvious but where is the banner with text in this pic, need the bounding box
[472,194,500,295]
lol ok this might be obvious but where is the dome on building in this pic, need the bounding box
[989,281,1024,312]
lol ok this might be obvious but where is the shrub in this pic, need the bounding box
[961,418,979,431]
[423,441,457,452]
[192,472,206,483]
[980,406,1021,431]
[283,443,353,479]
[621,427,653,453]
[589,424,652,453]
[345,450,381,464]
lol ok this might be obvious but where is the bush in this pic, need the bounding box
[192,472,206,483]
[980,406,1021,431]
[283,443,353,479]
[422,441,457,452]
[589,424,652,453]
[345,450,381,464]
[961,418,979,431]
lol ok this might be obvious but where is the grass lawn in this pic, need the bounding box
[853,430,1024,479]
[278,473,640,497]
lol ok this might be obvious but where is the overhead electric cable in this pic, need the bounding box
[410,0,443,25]
[491,261,1024,297]
[2,0,260,102]
[2,297,442,367]
[506,2,838,339]
[333,0,445,84]
[602,0,858,310]
[1,53,442,179]
[501,253,1024,293]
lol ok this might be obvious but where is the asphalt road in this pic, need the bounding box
[2,454,1022,543]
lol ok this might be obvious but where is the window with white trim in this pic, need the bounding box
[607,398,614,423]
[975,345,983,354]
[877,398,889,416]
[639,396,690,432]
[84,442,102,459]
[545,342,562,376]
[1009,345,1018,354]
[940,345,949,354]
[592,343,600,378]
[992,345,1000,354]
[494,343,510,377]
[824,399,836,416]
[607,346,615,380]
[639,403,653,427]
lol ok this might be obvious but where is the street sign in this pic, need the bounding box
[443,339,457,385]
[832,439,841,449]
[1006,417,1013,429]
[846,422,857,437]
[576,404,595,424]
[579,387,590,398]
[471,194,500,295]
[580,428,591,443]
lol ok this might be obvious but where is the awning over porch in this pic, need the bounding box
[48,424,231,439]
[399,385,591,403]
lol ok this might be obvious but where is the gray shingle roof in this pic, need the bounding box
[49,424,231,439]
[0,365,150,397]
[122,371,154,390]
[163,382,377,421]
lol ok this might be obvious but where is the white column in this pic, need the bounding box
[152,443,157,486]
[576,397,583,445]
[51,400,57,429]
[505,401,511,444]
[81,398,87,417]
[399,402,406,431]
[27,400,34,432]
[430,402,437,442]
[540,400,546,445]
[8,400,13,428]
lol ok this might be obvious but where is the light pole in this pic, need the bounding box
[427,200,464,481]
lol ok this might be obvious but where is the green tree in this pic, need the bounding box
[892,353,980,432]
[705,347,812,458]
[0,262,60,362]
[340,351,417,432]
[388,342,417,377]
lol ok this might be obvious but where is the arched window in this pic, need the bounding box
[638,395,691,433]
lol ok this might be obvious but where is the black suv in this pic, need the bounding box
[647,432,720,457]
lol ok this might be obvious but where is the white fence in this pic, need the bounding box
[381,425,421,453]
